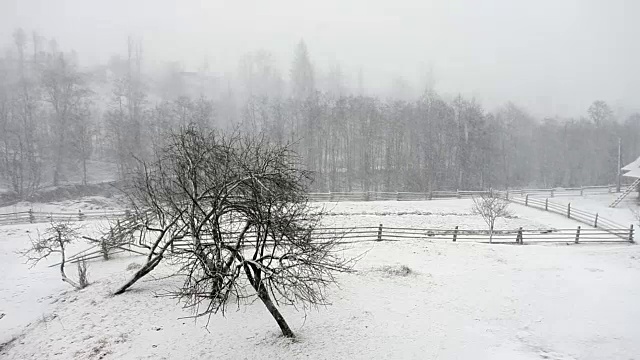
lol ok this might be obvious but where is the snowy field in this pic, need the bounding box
[1,198,640,359]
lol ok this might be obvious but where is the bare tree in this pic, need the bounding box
[290,39,315,99]
[111,125,354,338]
[105,37,147,179]
[0,28,44,198]
[472,193,512,243]
[20,221,89,290]
[71,98,95,186]
[41,52,92,186]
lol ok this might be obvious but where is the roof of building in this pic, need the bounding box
[622,156,640,178]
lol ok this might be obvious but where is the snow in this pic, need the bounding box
[622,156,640,178]
[2,198,640,359]
[0,196,123,215]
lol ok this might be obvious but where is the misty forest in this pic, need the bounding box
[1,29,638,198]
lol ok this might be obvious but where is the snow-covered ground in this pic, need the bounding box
[0,196,123,215]
[2,198,640,359]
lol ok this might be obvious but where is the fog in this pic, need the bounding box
[1,0,640,197]
[2,0,639,117]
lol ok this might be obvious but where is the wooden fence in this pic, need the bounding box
[307,190,493,202]
[170,224,633,251]
[503,184,620,198]
[0,184,629,237]
[0,209,125,226]
[503,194,629,239]
[54,221,633,268]
[307,184,619,202]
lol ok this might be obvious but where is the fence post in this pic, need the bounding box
[580,187,584,196]
[506,190,509,200]
[78,210,85,222]
[567,203,571,218]
[377,224,383,241]
[457,189,461,199]
[575,226,581,244]
[594,213,598,228]
[429,190,433,200]
[517,227,523,244]
[453,225,458,242]
[551,189,554,198]
[525,194,529,206]
[28,209,34,223]
[545,198,548,211]
[629,224,634,244]
[520,189,524,196]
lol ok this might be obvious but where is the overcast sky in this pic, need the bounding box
[1,0,639,117]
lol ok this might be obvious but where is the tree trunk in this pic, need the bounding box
[82,157,88,186]
[53,129,65,187]
[245,264,295,338]
[257,283,295,338]
[59,243,81,289]
[113,255,162,295]
[489,223,494,243]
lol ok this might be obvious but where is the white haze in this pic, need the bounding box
[1,0,639,117]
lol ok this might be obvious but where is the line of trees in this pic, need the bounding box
[1,30,639,198]
[241,93,639,192]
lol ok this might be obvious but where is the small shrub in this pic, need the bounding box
[126,262,142,271]
[77,260,90,289]
[100,238,111,260]
[375,264,414,277]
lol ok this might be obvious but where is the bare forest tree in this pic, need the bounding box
[41,52,93,186]
[0,29,44,198]
[290,39,315,100]
[105,37,147,178]
[472,193,512,243]
[71,99,95,185]
[20,221,89,290]
[110,125,355,338]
